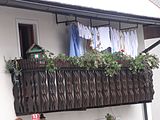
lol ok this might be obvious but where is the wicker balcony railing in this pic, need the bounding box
[11,59,154,116]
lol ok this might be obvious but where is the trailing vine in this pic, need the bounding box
[4,57,21,84]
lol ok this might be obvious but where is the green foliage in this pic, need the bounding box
[6,50,159,77]
[43,50,159,76]
[4,57,15,73]
[69,56,81,66]
[43,50,122,76]
[72,50,122,76]
[101,53,121,77]
[43,50,57,72]
[144,53,159,69]
[105,113,116,120]
[4,57,21,75]
[4,57,21,84]
[112,51,133,66]
[56,53,69,61]
[129,53,159,73]
[78,50,104,69]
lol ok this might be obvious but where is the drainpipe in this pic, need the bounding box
[143,103,148,120]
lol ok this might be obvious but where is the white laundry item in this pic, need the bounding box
[116,29,121,51]
[124,31,132,56]
[110,28,115,52]
[79,37,87,56]
[110,27,113,52]
[129,30,134,57]
[78,23,85,38]
[84,26,92,40]
[130,30,138,57]
[90,27,98,49]
[78,22,92,40]
[110,28,121,53]
[83,26,87,38]
[119,31,125,51]
[95,28,101,50]
[90,27,94,49]
[98,27,112,51]
[133,30,138,57]
[81,24,85,38]
[114,29,120,52]
[78,22,83,37]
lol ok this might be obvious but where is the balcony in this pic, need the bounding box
[11,58,154,116]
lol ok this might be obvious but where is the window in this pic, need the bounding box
[17,23,38,59]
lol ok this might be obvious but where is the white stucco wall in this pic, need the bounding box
[145,38,160,120]
[0,6,145,120]
[0,6,67,120]
[21,105,144,120]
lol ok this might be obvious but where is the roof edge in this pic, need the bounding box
[1,0,160,25]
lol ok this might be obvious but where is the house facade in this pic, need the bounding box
[0,0,159,120]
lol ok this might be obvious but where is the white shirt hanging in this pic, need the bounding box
[97,27,112,51]
[124,31,132,56]
[78,22,92,40]
[130,29,138,57]
[110,28,121,52]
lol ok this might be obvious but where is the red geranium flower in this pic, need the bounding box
[120,49,125,52]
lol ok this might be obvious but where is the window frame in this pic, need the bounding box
[16,18,40,58]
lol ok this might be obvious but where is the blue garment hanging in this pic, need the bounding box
[69,23,80,57]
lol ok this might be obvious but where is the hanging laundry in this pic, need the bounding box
[69,22,138,57]
[130,29,138,57]
[84,26,92,39]
[110,27,121,53]
[78,22,92,40]
[110,25,139,57]
[78,22,83,38]
[95,28,101,50]
[119,30,125,52]
[97,27,112,51]
[122,29,138,57]
[123,31,132,56]
[77,22,93,55]
[90,27,98,49]
[79,37,88,56]
[69,23,80,57]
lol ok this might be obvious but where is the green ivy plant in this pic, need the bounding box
[6,50,159,77]
[112,51,133,66]
[43,50,57,72]
[71,50,122,76]
[129,53,159,73]
[43,50,159,76]
[78,50,104,69]
[101,52,122,77]
[43,50,122,76]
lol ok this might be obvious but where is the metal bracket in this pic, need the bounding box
[120,23,138,30]
[92,20,110,27]
[55,13,77,25]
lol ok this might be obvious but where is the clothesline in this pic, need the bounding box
[69,22,138,58]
